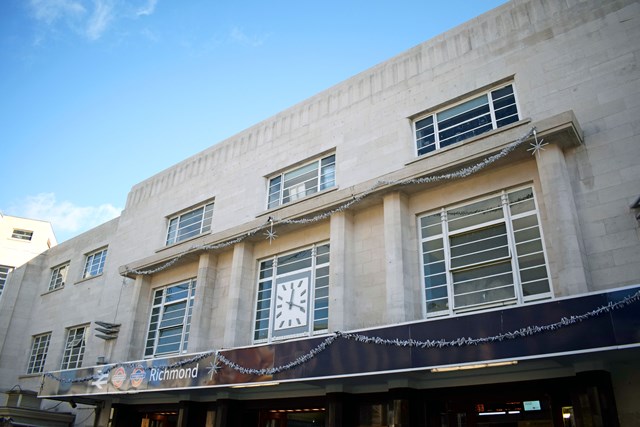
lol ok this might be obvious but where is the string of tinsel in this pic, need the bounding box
[44,288,638,384]
[125,127,536,275]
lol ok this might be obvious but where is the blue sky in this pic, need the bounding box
[1,0,507,242]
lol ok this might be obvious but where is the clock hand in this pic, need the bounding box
[288,288,295,309]
[289,302,306,312]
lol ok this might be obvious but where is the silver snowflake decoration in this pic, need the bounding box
[264,217,277,244]
[207,360,221,380]
[527,131,548,157]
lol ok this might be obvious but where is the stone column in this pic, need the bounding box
[188,252,217,352]
[536,143,591,295]
[383,191,417,323]
[223,242,254,348]
[329,210,355,331]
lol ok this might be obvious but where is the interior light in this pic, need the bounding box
[230,382,280,389]
[431,360,518,372]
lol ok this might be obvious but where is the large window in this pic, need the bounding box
[267,155,336,209]
[27,333,51,374]
[253,243,330,343]
[414,84,519,156]
[48,263,69,291]
[61,326,87,370]
[166,202,214,245]
[144,279,196,358]
[83,248,107,279]
[0,265,11,298]
[419,187,551,317]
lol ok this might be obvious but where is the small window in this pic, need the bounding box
[49,263,69,291]
[166,202,214,246]
[11,229,33,241]
[61,326,87,370]
[253,243,330,343]
[27,333,51,374]
[83,248,107,279]
[0,265,11,299]
[267,154,336,209]
[144,279,196,358]
[415,84,519,156]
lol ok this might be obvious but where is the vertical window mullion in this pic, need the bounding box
[309,247,317,336]
[154,290,167,357]
[268,257,278,342]
[441,210,454,316]
[501,192,523,303]
[488,89,498,129]
[433,115,441,150]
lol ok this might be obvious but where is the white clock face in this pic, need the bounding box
[274,277,309,331]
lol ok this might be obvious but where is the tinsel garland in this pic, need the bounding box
[44,288,639,384]
[125,127,536,275]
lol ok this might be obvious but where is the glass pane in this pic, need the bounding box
[449,224,509,269]
[420,214,442,237]
[522,279,550,296]
[508,188,535,214]
[447,196,503,231]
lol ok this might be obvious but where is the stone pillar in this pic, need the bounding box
[223,242,254,348]
[329,211,355,331]
[188,253,217,352]
[536,143,591,295]
[383,191,417,323]
[120,274,152,360]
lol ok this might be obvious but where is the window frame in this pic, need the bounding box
[165,202,215,246]
[11,229,34,241]
[82,248,107,279]
[413,83,520,157]
[27,332,51,374]
[48,262,70,292]
[0,265,12,299]
[143,279,197,358]
[61,326,87,370]
[267,154,336,209]
[253,242,330,344]
[418,186,552,318]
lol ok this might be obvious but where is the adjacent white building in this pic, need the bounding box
[0,214,56,300]
[1,0,639,426]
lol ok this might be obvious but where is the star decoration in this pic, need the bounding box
[264,217,278,244]
[207,360,221,380]
[527,131,548,157]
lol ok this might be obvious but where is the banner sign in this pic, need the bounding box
[40,286,640,398]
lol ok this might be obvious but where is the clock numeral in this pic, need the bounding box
[300,289,307,297]
[279,321,285,328]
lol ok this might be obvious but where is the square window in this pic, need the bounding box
[166,202,214,246]
[83,248,107,279]
[49,263,69,291]
[418,187,551,317]
[267,155,336,209]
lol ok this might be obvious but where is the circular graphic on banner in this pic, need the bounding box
[111,366,126,389]
[130,365,146,388]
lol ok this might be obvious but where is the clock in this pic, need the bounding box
[274,277,309,331]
